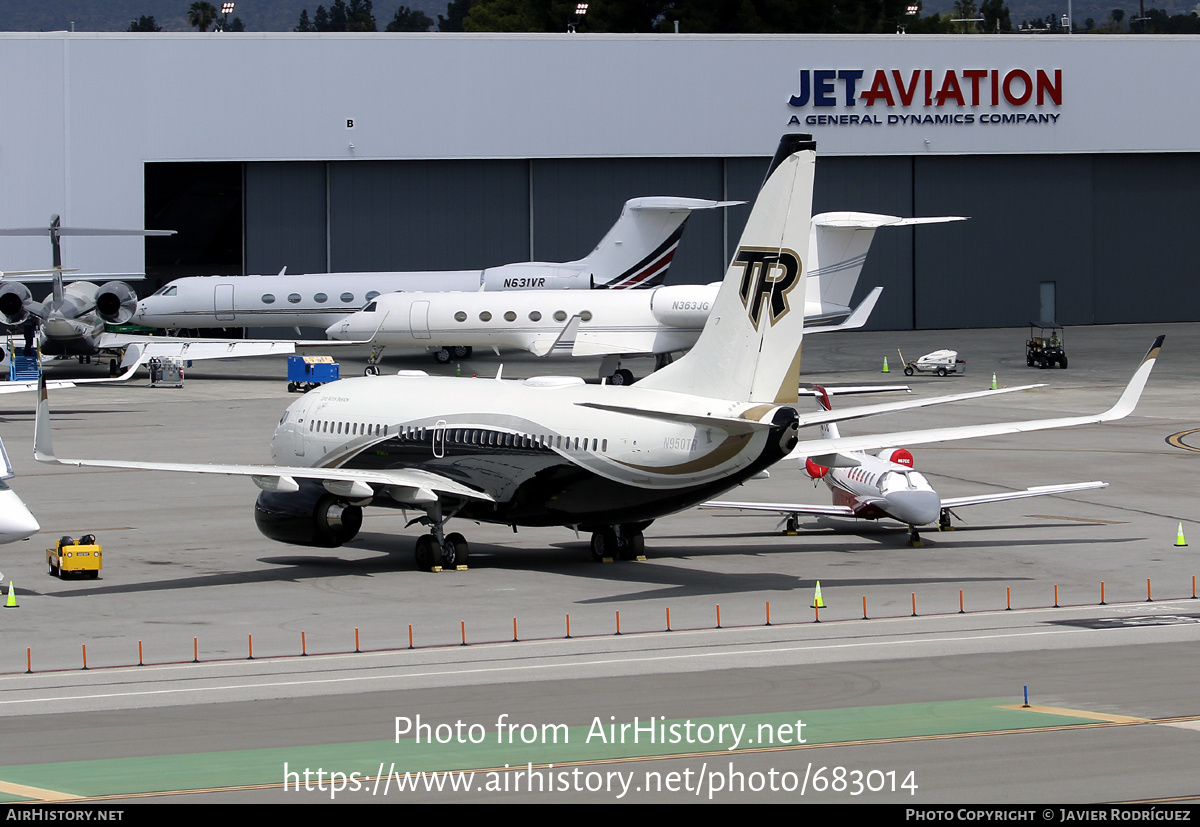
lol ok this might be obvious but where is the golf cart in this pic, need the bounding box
[1026,322,1067,369]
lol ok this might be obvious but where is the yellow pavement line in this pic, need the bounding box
[1000,704,1148,724]
[0,780,85,801]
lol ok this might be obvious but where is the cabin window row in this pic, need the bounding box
[261,291,381,306]
[454,310,594,323]
[306,419,607,453]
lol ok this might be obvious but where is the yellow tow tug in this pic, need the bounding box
[48,535,102,579]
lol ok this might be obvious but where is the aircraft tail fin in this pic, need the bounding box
[636,135,816,404]
[806,213,966,322]
[577,197,741,289]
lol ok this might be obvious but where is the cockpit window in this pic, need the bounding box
[362,301,377,312]
[152,285,178,297]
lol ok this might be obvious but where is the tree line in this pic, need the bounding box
[129,1,1200,34]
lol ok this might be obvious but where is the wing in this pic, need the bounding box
[33,378,492,506]
[703,500,855,517]
[789,336,1163,457]
[100,334,298,368]
[940,481,1108,510]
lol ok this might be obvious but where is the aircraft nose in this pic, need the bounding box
[886,490,941,527]
[0,489,39,543]
[326,320,352,339]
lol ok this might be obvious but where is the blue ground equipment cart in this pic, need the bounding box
[287,355,340,392]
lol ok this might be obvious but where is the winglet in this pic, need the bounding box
[34,375,57,463]
[530,314,582,358]
[805,286,883,334]
[1101,335,1164,422]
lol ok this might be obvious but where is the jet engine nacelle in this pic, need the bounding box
[254,483,364,548]
[880,448,914,467]
[95,281,138,325]
[0,282,35,325]
[480,266,592,292]
[649,284,719,328]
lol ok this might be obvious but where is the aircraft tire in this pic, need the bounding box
[364,365,380,376]
[444,532,468,568]
[610,369,635,386]
[590,528,617,561]
[415,535,436,572]
[434,348,452,364]
[451,346,471,359]
[618,529,644,560]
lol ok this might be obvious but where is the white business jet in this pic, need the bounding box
[325,212,961,382]
[706,384,1111,546]
[0,435,39,544]
[33,135,1162,572]
[130,197,738,338]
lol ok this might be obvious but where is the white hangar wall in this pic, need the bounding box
[1,32,1197,328]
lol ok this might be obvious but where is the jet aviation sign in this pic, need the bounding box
[786,68,1063,128]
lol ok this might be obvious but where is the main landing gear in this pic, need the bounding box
[410,500,469,572]
[589,525,646,562]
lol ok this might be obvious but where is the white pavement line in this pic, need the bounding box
[0,626,1085,707]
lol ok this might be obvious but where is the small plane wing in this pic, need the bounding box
[805,286,883,334]
[703,500,855,518]
[939,481,1108,509]
[33,378,493,505]
[788,336,1163,459]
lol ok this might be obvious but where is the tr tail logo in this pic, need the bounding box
[734,247,801,331]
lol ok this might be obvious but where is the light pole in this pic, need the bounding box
[568,3,588,33]
[219,2,235,32]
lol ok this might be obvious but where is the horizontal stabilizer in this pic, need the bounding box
[788,337,1163,459]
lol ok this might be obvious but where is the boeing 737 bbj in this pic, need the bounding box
[34,136,1162,571]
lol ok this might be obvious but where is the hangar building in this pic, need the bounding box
[1,32,1196,330]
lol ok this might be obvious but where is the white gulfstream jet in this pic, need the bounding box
[325,212,961,381]
[32,136,1163,572]
[706,384,1112,546]
[0,435,39,544]
[130,197,738,334]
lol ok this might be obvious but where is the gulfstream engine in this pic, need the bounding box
[480,266,592,291]
[95,281,138,324]
[0,282,35,325]
[254,483,364,548]
[649,284,719,328]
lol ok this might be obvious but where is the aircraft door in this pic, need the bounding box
[432,419,447,458]
[410,301,430,340]
[215,284,235,321]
